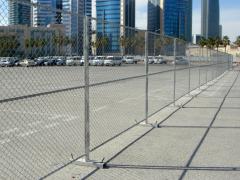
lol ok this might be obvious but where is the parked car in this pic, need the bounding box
[66,56,81,66]
[44,59,57,66]
[56,59,66,66]
[0,57,16,67]
[104,56,122,66]
[80,56,96,66]
[147,56,155,64]
[0,60,11,67]
[154,56,167,64]
[91,56,105,66]
[124,56,134,64]
[172,57,189,65]
[35,57,46,66]
[20,59,35,67]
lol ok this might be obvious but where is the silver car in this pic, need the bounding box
[104,56,122,66]
[66,56,81,66]
[91,56,105,66]
[172,57,189,65]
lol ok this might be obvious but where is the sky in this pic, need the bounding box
[135,0,240,42]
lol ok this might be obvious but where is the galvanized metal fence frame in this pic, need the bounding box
[78,16,233,166]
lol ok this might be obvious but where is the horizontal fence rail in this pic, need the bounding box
[0,1,233,179]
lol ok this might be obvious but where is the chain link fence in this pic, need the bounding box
[0,1,232,179]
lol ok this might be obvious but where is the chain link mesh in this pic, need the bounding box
[0,1,232,178]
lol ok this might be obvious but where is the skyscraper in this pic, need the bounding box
[201,0,220,39]
[62,0,91,55]
[159,0,192,42]
[147,0,160,33]
[32,0,63,27]
[96,0,135,53]
[8,0,31,26]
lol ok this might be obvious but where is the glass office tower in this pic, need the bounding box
[160,0,192,42]
[96,0,135,53]
[8,0,31,26]
[201,0,220,38]
[147,0,160,32]
[62,0,91,55]
[32,0,63,26]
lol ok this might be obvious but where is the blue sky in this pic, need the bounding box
[136,0,240,41]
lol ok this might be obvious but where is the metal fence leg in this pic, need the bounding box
[173,38,177,106]
[76,16,104,168]
[145,31,149,124]
[140,31,158,128]
[188,47,191,96]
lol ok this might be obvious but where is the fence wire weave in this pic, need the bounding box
[0,1,232,179]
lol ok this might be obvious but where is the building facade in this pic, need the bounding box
[96,0,135,53]
[0,24,64,57]
[201,0,220,39]
[8,0,31,26]
[32,0,63,27]
[62,0,91,55]
[147,0,160,33]
[160,0,192,42]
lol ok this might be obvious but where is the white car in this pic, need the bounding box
[19,59,35,67]
[91,56,105,66]
[124,56,134,64]
[66,56,81,66]
[104,56,122,66]
[154,56,167,64]
[80,56,95,66]
[147,56,155,64]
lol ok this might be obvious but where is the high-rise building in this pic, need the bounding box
[32,0,63,27]
[159,0,192,42]
[96,0,135,53]
[201,0,220,39]
[8,0,31,26]
[62,0,91,55]
[147,0,160,33]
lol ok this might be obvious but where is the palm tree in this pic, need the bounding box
[198,38,207,56]
[222,36,230,52]
[215,37,222,51]
[206,38,215,49]
[235,36,240,47]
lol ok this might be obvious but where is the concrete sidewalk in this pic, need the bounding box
[47,68,240,180]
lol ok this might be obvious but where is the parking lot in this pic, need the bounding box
[0,62,227,179]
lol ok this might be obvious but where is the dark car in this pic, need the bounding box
[56,59,66,66]
[44,59,57,66]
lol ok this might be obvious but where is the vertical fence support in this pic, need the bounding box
[206,49,208,84]
[173,38,177,106]
[144,31,149,124]
[76,16,104,168]
[84,16,90,162]
[199,47,201,89]
[187,44,191,95]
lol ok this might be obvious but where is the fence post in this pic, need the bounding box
[173,38,177,106]
[198,48,203,89]
[76,16,103,168]
[83,16,90,162]
[206,49,208,84]
[145,31,149,124]
[187,44,191,95]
